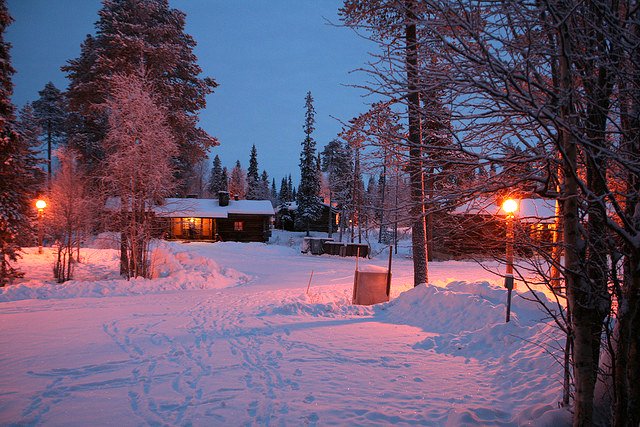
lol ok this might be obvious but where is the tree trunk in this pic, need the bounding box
[557,15,599,425]
[47,119,52,184]
[405,0,428,286]
[613,8,640,423]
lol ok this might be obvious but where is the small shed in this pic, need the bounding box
[275,202,339,233]
[432,197,557,258]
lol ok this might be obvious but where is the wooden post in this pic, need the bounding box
[386,245,393,297]
[306,270,314,295]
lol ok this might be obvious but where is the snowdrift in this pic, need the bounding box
[0,242,248,302]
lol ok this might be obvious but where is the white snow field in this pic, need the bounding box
[0,232,570,426]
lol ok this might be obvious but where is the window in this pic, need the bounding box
[234,221,244,231]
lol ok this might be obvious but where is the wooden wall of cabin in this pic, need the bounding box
[217,214,271,242]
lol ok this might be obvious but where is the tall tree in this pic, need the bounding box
[341,0,430,284]
[104,70,177,279]
[32,81,67,182]
[220,166,229,192]
[278,177,290,205]
[208,154,224,195]
[228,160,246,199]
[270,178,278,206]
[16,103,42,158]
[0,1,42,285]
[322,139,354,240]
[63,0,217,190]
[259,170,270,200]
[296,92,322,235]
[47,147,92,283]
[245,144,261,199]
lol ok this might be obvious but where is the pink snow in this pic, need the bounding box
[0,231,570,426]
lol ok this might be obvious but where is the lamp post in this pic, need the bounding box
[502,198,518,322]
[35,199,47,254]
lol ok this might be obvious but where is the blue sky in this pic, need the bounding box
[6,0,375,185]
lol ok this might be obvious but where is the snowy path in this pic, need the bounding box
[0,239,565,425]
[2,290,513,426]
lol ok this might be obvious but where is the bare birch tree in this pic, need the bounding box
[103,70,177,279]
[47,147,92,283]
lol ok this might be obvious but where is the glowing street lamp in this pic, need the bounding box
[35,199,47,254]
[502,198,518,323]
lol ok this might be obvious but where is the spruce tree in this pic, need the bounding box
[207,154,224,195]
[0,1,42,285]
[229,160,246,199]
[32,81,67,181]
[245,144,260,199]
[259,170,270,200]
[278,177,289,205]
[296,91,322,235]
[270,178,277,205]
[63,0,217,189]
[16,104,42,155]
[220,166,228,192]
[321,139,353,239]
[288,175,294,202]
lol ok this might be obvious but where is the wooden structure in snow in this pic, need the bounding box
[275,202,339,233]
[432,198,557,258]
[352,247,392,305]
[157,194,275,243]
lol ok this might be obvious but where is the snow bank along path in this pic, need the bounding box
[0,240,568,426]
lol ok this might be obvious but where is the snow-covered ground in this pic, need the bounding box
[0,231,570,426]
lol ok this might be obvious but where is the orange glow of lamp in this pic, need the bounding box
[35,199,47,254]
[502,198,518,323]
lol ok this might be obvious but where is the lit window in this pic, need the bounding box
[234,221,244,231]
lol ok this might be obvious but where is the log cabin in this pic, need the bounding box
[157,193,274,242]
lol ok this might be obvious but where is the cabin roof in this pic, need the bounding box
[106,197,275,218]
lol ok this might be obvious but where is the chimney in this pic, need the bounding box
[234,194,239,201]
[218,191,230,207]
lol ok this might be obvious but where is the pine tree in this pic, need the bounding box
[259,170,270,199]
[270,178,277,206]
[63,0,217,189]
[0,1,42,285]
[278,177,289,205]
[296,92,322,235]
[229,160,246,199]
[207,154,224,195]
[288,175,294,201]
[16,103,42,157]
[321,139,353,241]
[32,82,67,181]
[220,166,228,192]
[245,144,261,199]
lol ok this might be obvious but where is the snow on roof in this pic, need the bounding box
[453,198,557,223]
[107,197,275,218]
[157,198,275,218]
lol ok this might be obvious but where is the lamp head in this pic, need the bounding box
[35,199,47,210]
[502,198,518,214]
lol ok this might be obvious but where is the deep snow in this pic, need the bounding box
[0,231,570,426]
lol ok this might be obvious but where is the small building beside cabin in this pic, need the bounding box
[431,197,557,258]
[275,202,339,233]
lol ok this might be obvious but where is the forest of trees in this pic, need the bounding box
[1,0,637,425]
[339,1,640,425]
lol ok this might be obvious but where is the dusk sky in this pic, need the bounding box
[6,0,375,184]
